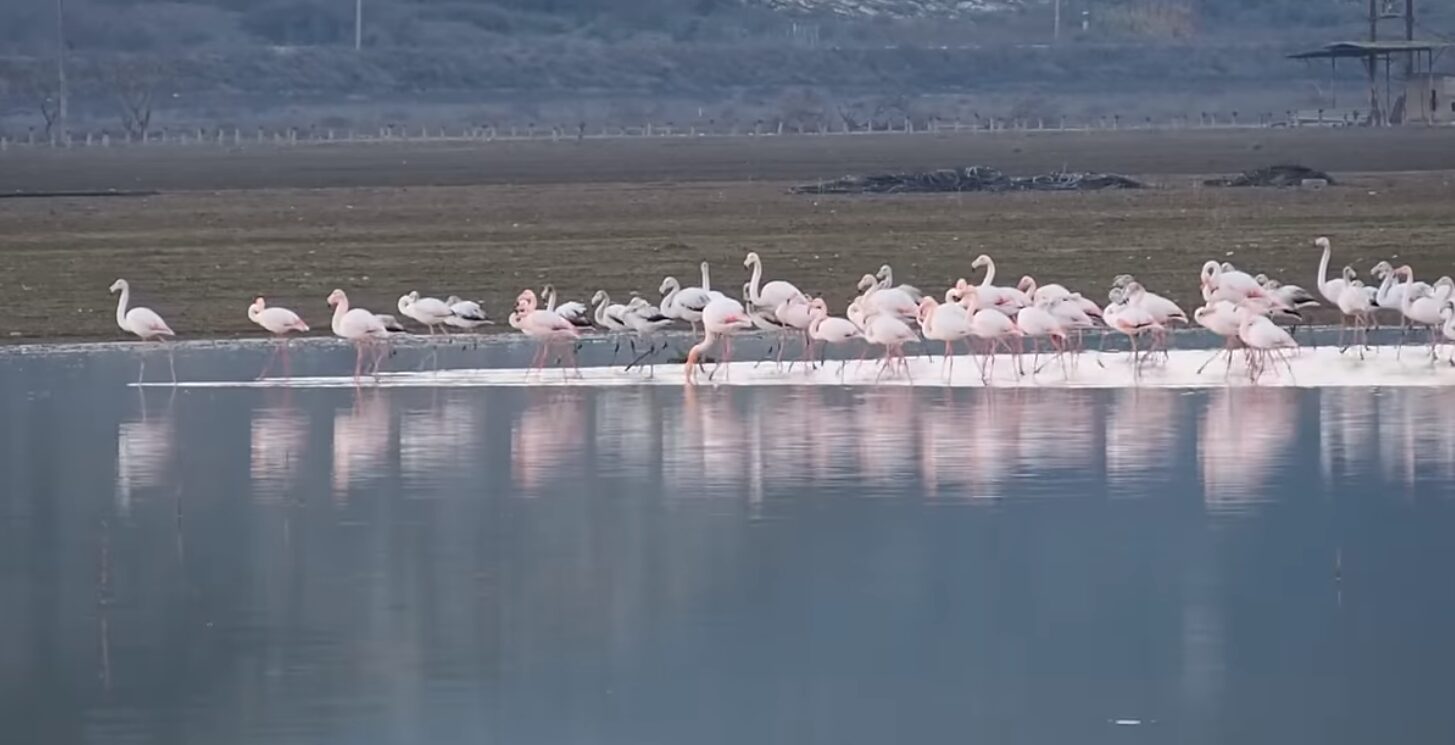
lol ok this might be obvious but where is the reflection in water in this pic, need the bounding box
[511,389,588,493]
[1105,389,1180,489]
[1199,388,1298,515]
[331,392,393,501]
[50,378,1455,745]
[115,414,175,515]
[250,406,307,503]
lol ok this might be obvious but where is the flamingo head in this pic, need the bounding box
[876,264,892,280]
[1371,260,1393,278]
[970,254,991,272]
[1111,273,1135,289]
[1221,261,1236,273]
[658,277,677,296]
[808,297,828,315]
[326,289,347,307]
[915,296,937,321]
[516,288,539,310]
[1397,264,1415,279]
[445,295,463,305]
[1341,265,1358,282]
[591,289,607,305]
[1315,236,1330,250]
[250,297,266,312]
[1435,276,1454,290]
[856,274,878,292]
[1253,273,1272,287]
[109,279,127,293]
[743,251,760,269]
[1200,260,1220,286]
[956,285,980,310]
[1016,275,1035,294]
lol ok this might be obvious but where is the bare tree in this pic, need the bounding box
[104,56,163,139]
[18,67,62,138]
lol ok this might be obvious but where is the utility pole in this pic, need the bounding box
[355,0,363,51]
[1368,0,1381,124]
[1053,0,1061,42]
[1404,0,1415,77]
[56,0,68,138]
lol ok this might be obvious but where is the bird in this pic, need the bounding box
[442,296,492,331]
[327,289,391,381]
[684,295,752,384]
[875,264,923,301]
[660,267,714,333]
[1440,302,1455,366]
[1119,280,1185,357]
[743,251,806,312]
[1315,237,1355,308]
[858,301,918,382]
[956,285,1023,383]
[109,279,177,384]
[1397,265,1454,357]
[621,297,675,376]
[1336,278,1375,357]
[1254,274,1319,311]
[1102,286,1162,372]
[1014,299,1069,375]
[1236,306,1298,381]
[511,290,582,376]
[855,273,919,320]
[1193,300,1242,375]
[540,285,592,329]
[248,297,309,379]
[915,296,972,379]
[1201,260,1286,309]
[966,254,1031,316]
[397,291,455,334]
[591,290,632,362]
[806,298,862,378]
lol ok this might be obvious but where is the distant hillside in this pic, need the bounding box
[759,0,1026,20]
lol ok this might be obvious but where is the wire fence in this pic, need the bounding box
[0,110,1373,152]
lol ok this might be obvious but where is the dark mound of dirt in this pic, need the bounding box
[1204,164,1334,187]
[791,166,1143,194]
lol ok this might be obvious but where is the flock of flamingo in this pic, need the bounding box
[108,237,1455,385]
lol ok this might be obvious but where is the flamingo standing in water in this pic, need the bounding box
[1440,302,1455,366]
[540,285,593,329]
[1102,286,1161,375]
[1236,306,1298,382]
[327,289,391,381]
[110,279,177,384]
[248,297,309,378]
[591,290,631,362]
[442,296,492,331]
[1015,299,1069,375]
[954,285,1022,383]
[622,297,675,376]
[743,251,806,312]
[684,295,752,384]
[806,298,862,378]
[398,291,455,334]
[1193,301,1242,375]
[1397,265,1454,358]
[1336,278,1375,358]
[857,302,918,382]
[915,296,972,380]
[512,290,582,377]
[875,264,923,301]
[966,254,1031,316]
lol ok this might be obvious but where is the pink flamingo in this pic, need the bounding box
[684,295,752,384]
[1015,300,1069,375]
[248,297,309,379]
[1236,306,1298,381]
[806,298,862,378]
[1102,288,1161,375]
[1193,300,1242,375]
[954,285,1021,383]
[110,279,177,384]
[326,289,391,381]
[511,290,582,376]
[915,296,972,379]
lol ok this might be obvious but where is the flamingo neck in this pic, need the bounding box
[594,294,610,325]
[701,265,712,293]
[114,285,130,331]
[1317,244,1332,291]
[747,259,762,303]
[979,260,995,288]
[331,298,349,335]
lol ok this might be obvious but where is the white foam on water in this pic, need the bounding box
[136,346,1455,389]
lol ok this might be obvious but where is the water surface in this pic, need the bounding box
[3,345,1455,745]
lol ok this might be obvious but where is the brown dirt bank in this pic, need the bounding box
[5,128,1455,193]
[3,165,1454,343]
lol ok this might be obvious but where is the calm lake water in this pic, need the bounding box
[3,342,1455,745]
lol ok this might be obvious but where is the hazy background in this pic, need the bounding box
[1,0,1452,136]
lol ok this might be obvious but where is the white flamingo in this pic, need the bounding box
[327,289,391,381]
[743,251,806,312]
[512,290,581,376]
[1398,265,1454,358]
[622,297,675,376]
[248,297,308,378]
[875,264,923,301]
[966,254,1031,316]
[110,279,176,384]
[806,298,862,378]
[684,295,752,384]
[1336,278,1375,358]
[539,285,592,329]
[442,296,492,330]
[1193,300,1242,375]
[1236,306,1298,381]
[397,291,455,334]
[915,296,972,379]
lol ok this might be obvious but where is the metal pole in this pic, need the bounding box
[1404,0,1415,78]
[355,0,362,51]
[1053,0,1061,42]
[56,0,67,138]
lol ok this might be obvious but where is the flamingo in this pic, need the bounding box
[248,297,308,379]
[622,297,675,376]
[743,251,806,312]
[327,289,391,381]
[956,285,1022,383]
[967,254,1031,316]
[538,285,592,329]
[742,280,793,364]
[397,291,455,334]
[442,296,492,330]
[1015,300,1069,375]
[875,264,923,300]
[855,274,919,320]
[1315,237,1348,307]
[915,296,972,379]
[684,295,752,384]
[1236,306,1298,381]
[591,290,631,362]
[660,266,713,333]
[511,290,581,377]
[1193,300,1242,375]
[110,279,176,384]
[1254,275,1319,311]
[1336,278,1375,358]
[857,302,918,382]
[806,298,862,378]
[1397,265,1454,358]
[1102,287,1162,373]
[1200,260,1281,307]
[1440,302,1455,366]
[1118,280,1185,356]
